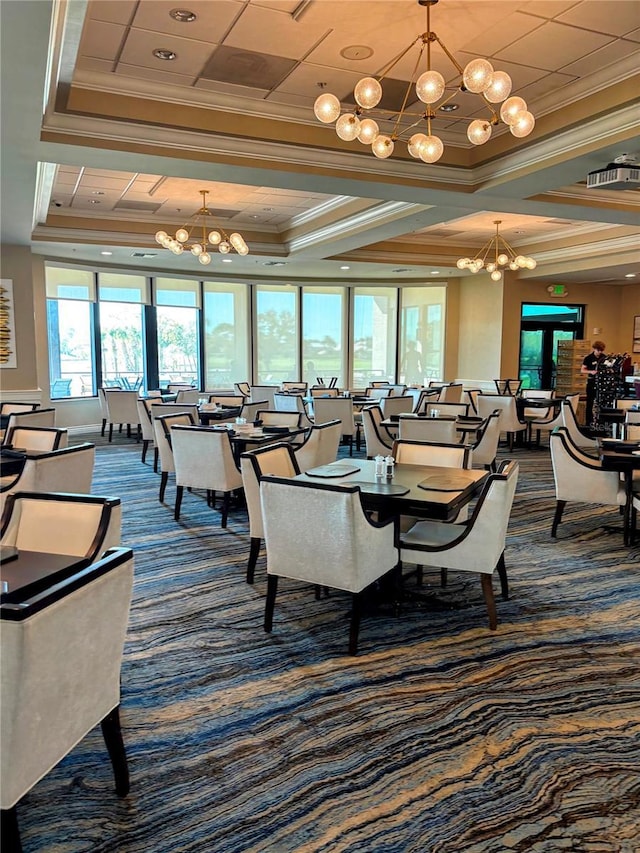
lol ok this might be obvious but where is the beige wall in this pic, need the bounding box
[457,273,504,382]
[0,244,38,392]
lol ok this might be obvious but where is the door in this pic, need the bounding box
[519,304,584,390]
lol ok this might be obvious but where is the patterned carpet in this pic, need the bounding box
[14,431,640,853]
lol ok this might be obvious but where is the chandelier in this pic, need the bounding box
[456,220,537,281]
[313,0,535,164]
[154,190,249,265]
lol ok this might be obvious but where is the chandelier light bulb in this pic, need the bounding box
[484,71,512,103]
[467,119,492,145]
[415,70,445,104]
[473,260,484,272]
[155,230,168,244]
[229,233,248,254]
[486,262,496,273]
[313,92,341,124]
[515,255,527,268]
[198,252,211,265]
[372,134,394,158]
[354,77,382,109]
[497,253,509,266]
[175,228,189,242]
[463,58,494,93]
[509,261,519,271]
[191,243,203,256]
[173,243,184,254]
[219,241,231,254]
[408,133,428,159]
[208,230,222,245]
[456,258,470,269]
[525,257,537,270]
[419,135,444,163]
[357,118,379,145]
[510,110,535,138]
[336,113,361,141]
[500,96,527,125]
[490,270,502,281]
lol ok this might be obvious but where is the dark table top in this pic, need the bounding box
[0,447,26,477]
[1,550,91,604]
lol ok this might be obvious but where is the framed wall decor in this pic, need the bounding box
[634,315,640,354]
[0,279,17,368]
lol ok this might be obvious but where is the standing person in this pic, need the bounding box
[402,340,423,385]
[581,340,606,427]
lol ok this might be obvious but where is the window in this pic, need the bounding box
[302,287,346,387]
[203,281,250,388]
[352,287,397,387]
[400,286,446,384]
[98,273,148,391]
[255,285,299,384]
[46,267,96,398]
[155,278,201,388]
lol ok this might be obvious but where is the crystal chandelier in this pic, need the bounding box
[154,190,249,265]
[456,220,536,281]
[313,0,535,164]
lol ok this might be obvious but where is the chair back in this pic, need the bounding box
[2,409,56,443]
[494,379,522,395]
[274,393,308,414]
[167,382,195,392]
[313,397,355,438]
[550,427,623,505]
[255,410,302,428]
[521,389,554,419]
[154,412,196,474]
[386,384,407,397]
[380,395,414,418]
[559,399,597,449]
[4,426,67,452]
[476,394,525,433]
[1,491,121,560]
[281,382,307,393]
[464,389,482,414]
[175,389,203,404]
[208,395,241,409]
[103,390,139,424]
[362,406,393,458]
[241,400,270,423]
[310,387,339,398]
[260,477,397,594]
[0,402,39,416]
[471,411,502,469]
[397,415,459,444]
[412,388,439,413]
[0,547,134,811]
[171,425,242,492]
[370,382,390,388]
[294,419,341,472]
[234,382,251,397]
[240,443,300,539]
[438,383,463,403]
[392,439,471,468]
[365,387,391,401]
[136,398,155,442]
[424,401,469,418]
[250,386,279,408]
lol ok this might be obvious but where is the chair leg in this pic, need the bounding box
[100,705,130,798]
[416,565,423,587]
[247,537,261,584]
[108,423,114,442]
[348,591,362,655]
[496,552,509,600]
[101,417,107,437]
[480,574,497,630]
[153,447,159,473]
[264,574,278,632]
[551,500,566,537]
[1,807,22,853]
[141,439,150,464]
[159,471,169,503]
[220,492,231,528]
[440,568,448,588]
[174,485,184,520]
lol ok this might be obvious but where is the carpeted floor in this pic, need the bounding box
[14,431,640,852]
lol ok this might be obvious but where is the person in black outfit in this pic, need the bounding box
[581,340,606,426]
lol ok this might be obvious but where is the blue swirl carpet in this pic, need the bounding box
[14,435,640,852]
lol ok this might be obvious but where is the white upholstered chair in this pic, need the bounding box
[313,397,356,455]
[3,425,67,452]
[380,395,414,418]
[136,398,155,464]
[170,425,243,526]
[1,409,56,445]
[255,410,302,428]
[412,388,440,414]
[250,386,278,408]
[399,460,519,630]
[424,401,469,418]
[361,406,394,458]
[0,547,134,851]
[470,411,502,471]
[530,393,579,447]
[559,399,598,451]
[240,399,270,423]
[175,389,203,403]
[438,383,464,403]
[549,426,626,537]
[392,440,471,469]
[103,390,140,442]
[234,382,251,398]
[476,394,526,451]
[293,419,341,472]
[260,476,399,655]
[494,379,522,395]
[398,415,459,444]
[154,412,197,502]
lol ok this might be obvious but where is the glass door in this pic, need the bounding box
[519,304,584,390]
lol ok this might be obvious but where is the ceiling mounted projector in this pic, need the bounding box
[587,156,639,190]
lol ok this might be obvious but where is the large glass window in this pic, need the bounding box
[203,281,249,388]
[400,286,446,384]
[352,287,397,387]
[155,277,201,388]
[98,273,148,390]
[302,286,346,387]
[255,286,299,384]
[45,267,96,398]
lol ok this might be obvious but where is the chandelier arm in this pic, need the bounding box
[392,41,427,138]
[376,35,424,83]
[474,237,494,263]
[432,34,464,76]
[499,237,518,257]
[395,115,430,138]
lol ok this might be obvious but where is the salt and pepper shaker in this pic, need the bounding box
[374,455,385,478]
[384,455,395,480]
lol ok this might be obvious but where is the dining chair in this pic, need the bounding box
[260,476,399,655]
[4,425,68,452]
[476,394,526,451]
[255,410,302,428]
[1,409,56,445]
[361,406,394,458]
[530,393,579,447]
[154,412,197,502]
[281,381,308,393]
[424,402,469,418]
[136,398,156,465]
[249,386,279,408]
[365,387,391,401]
[0,443,96,516]
[412,388,440,414]
[438,383,464,403]
[98,388,117,437]
[1,491,122,560]
[149,403,200,471]
[464,389,482,415]
[167,382,195,392]
[273,393,312,423]
[103,390,140,442]
[1,547,134,853]
[549,426,626,537]
[0,402,39,416]
[175,389,203,404]
[293,419,341,472]
[240,442,300,583]
[559,399,598,451]
[393,439,471,468]
[313,397,357,455]
[234,382,251,398]
[380,395,414,418]
[170,425,243,526]
[369,381,391,388]
[397,415,459,444]
[386,384,408,397]
[470,411,502,471]
[239,399,269,424]
[399,460,519,630]
[310,387,339,398]
[494,379,522,395]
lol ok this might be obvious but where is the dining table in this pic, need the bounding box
[0,446,27,478]
[1,549,91,609]
[380,414,484,441]
[209,423,307,461]
[198,404,243,424]
[599,438,640,546]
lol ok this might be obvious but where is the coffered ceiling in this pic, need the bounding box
[1,0,639,285]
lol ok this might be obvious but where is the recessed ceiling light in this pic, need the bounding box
[263,207,273,212]
[153,48,177,61]
[439,103,459,112]
[92,190,105,196]
[431,270,440,275]
[340,265,350,270]
[625,273,636,278]
[514,230,525,234]
[222,258,233,263]
[101,251,113,256]
[88,199,100,204]
[340,45,373,61]
[169,8,196,22]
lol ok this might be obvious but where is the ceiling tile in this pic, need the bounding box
[518,1,582,18]
[200,45,296,89]
[460,12,545,56]
[116,62,196,87]
[560,39,640,77]
[223,3,328,60]
[495,20,614,70]
[118,29,215,76]
[517,70,579,102]
[273,62,363,101]
[556,0,640,37]
[196,78,270,97]
[87,0,137,26]
[131,0,241,42]
[625,27,640,42]
[79,20,126,61]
